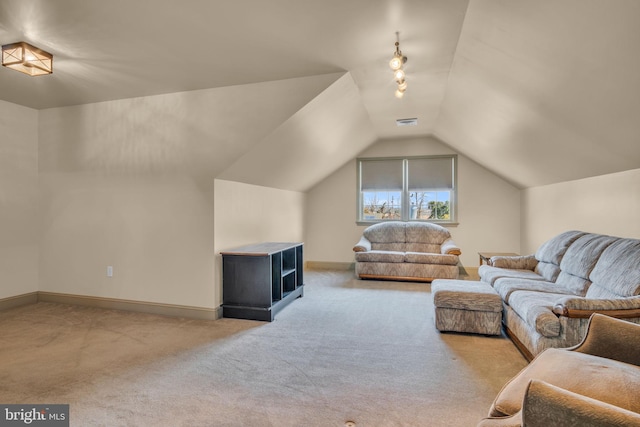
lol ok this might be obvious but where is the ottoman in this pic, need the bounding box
[432,279,503,335]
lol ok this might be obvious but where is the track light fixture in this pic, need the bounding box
[389,33,407,98]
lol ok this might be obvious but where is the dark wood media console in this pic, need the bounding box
[221,242,304,321]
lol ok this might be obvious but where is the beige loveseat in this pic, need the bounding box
[353,221,461,282]
[478,314,640,427]
[479,230,640,359]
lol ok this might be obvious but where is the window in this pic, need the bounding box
[357,155,457,224]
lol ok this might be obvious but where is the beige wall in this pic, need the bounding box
[521,168,640,254]
[38,173,216,307]
[35,77,325,309]
[305,136,521,268]
[213,179,305,306]
[0,101,39,299]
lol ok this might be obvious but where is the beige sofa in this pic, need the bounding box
[478,314,640,427]
[479,230,640,359]
[353,221,461,282]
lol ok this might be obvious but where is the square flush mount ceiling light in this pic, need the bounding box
[2,42,53,76]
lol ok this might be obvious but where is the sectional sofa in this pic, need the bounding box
[479,230,640,359]
[353,221,461,282]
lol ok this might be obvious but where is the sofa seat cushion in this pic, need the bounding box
[521,380,640,427]
[507,291,564,337]
[405,243,442,253]
[354,250,405,263]
[490,348,640,417]
[405,252,458,265]
[493,278,576,303]
[552,272,592,297]
[479,265,547,286]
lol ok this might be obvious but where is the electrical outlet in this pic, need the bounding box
[107,266,113,278]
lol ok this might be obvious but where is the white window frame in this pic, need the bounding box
[356,155,458,225]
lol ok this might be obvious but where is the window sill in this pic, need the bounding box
[356,220,459,227]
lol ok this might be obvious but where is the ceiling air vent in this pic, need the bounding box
[396,117,417,127]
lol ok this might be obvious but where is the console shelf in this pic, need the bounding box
[221,242,304,321]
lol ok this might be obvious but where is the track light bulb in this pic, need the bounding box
[394,69,405,83]
[389,55,403,71]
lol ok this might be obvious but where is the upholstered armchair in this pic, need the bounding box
[478,314,640,426]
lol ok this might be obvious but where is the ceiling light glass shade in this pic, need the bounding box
[394,69,405,83]
[389,55,403,71]
[2,42,53,76]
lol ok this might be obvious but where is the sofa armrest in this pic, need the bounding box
[566,313,640,366]
[353,236,372,252]
[521,379,640,427]
[552,295,640,318]
[490,255,537,270]
[440,238,461,256]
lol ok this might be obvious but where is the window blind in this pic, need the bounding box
[360,159,403,191]
[407,157,454,190]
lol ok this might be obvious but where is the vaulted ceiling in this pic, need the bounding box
[2,0,639,189]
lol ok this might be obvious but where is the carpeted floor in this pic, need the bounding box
[0,269,527,427]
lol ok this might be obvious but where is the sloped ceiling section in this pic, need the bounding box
[0,0,348,109]
[218,73,376,192]
[434,0,640,189]
[38,73,344,182]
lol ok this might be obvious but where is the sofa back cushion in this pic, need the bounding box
[363,221,451,253]
[405,222,451,243]
[534,230,586,281]
[405,222,451,253]
[555,234,618,295]
[364,222,405,251]
[587,238,640,299]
